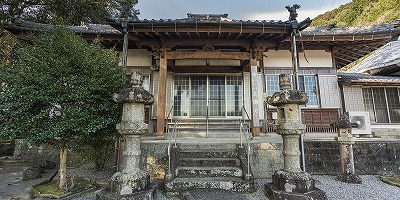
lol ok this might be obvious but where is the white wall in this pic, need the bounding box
[122,49,152,67]
[263,50,333,68]
[318,75,341,108]
[175,59,240,66]
[343,86,365,111]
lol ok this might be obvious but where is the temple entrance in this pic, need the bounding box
[173,74,242,119]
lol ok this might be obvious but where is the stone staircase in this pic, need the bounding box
[164,144,254,195]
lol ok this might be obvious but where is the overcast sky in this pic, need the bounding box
[136,0,352,21]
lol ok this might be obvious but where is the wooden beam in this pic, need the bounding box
[155,51,251,60]
[335,56,354,63]
[336,51,361,61]
[156,50,168,136]
[129,26,288,34]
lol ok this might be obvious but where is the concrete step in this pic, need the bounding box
[164,177,254,193]
[175,166,243,178]
[178,158,241,167]
[179,149,238,158]
[178,144,238,150]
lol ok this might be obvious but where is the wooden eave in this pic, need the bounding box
[279,30,400,69]
[106,19,312,51]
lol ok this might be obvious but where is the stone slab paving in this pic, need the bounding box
[0,158,56,200]
[181,189,246,200]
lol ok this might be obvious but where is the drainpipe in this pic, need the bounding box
[121,20,129,78]
[288,6,306,172]
[114,19,129,173]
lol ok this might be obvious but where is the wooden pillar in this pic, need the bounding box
[156,50,167,136]
[250,55,261,136]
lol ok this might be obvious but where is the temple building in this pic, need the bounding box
[6,13,400,184]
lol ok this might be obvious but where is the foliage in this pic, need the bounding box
[73,137,115,170]
[0,30,18,68]
[0,27,124,144]
[0,0,139,25]
[311,0,400,26]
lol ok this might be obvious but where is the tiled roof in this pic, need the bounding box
[7,17,400,37]
[128,13,290,25]
[338,73,400,85]
[345,40,400,73]
[8,18,121,35]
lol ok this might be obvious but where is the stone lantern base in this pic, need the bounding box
[96,185,156,200]
[337,174,362,184]
[96,170,156,200]
[265,170,327,200]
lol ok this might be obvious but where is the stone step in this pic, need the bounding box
[164,177,254,193]
[175,166,243,178]
[179,149,238,158]
[178,158,241,167]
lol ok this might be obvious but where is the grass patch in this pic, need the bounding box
[380,175,400,187]
[31,177,94,198]
[32,180,67,198]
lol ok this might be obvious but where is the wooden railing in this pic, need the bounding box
[266,124,337,133]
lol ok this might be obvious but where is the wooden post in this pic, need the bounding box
[156,50,167,136]
[250,55,261,136]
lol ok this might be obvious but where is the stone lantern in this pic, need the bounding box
[331,113,362,184]
[264,74,326,200]
[97,71,156,200]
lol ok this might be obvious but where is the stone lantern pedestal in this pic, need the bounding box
[97,72,156,200]
[264,74,326,200]
[332,114,362,184]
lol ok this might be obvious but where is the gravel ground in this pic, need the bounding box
[2,161,400,200]
[314,175,400,200]
[75,175,400,200]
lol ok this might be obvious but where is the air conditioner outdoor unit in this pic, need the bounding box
[347,111,372,135]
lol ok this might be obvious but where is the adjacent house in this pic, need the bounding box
[339,39,400,138]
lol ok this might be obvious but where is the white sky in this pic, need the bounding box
[136,0,352,21]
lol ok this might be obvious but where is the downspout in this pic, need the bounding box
[287,5,306,172]
[114,19,129,172]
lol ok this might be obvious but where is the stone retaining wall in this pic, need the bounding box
[11,139,400,179]
[305,142,400,175]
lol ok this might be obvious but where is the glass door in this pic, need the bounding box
[209,76,225,117]
[190,75,207,117]
[173,74,242,118]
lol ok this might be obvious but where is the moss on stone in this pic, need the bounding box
[32,180,67,198]
[380,175,400,187]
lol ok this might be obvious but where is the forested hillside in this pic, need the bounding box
[311,0,400,26]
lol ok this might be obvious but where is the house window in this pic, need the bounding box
[265,75,319,107]
[142,75,150,92]
[362,87,400,123]
[266,75,280,96]
[299,75,319,107]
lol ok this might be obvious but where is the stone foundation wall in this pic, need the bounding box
[250,143,283,178]
[12,139,107,168]
[372,128,400,139]
[12,139,400,179]
[305,142,400,175]
[140,143,169,180]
